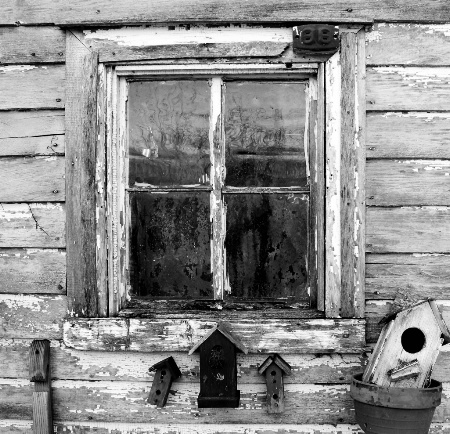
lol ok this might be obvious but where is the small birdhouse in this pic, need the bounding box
[363,299,450,388]
[147,356,181,407]
[258,354,291,413]
[189,322,248,408]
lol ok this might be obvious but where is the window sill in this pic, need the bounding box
[63,316,366,353]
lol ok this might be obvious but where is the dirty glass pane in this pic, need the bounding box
[224,193,309,300]
[128,81,210,187]
[224,81,308,187]
[129,192,213,299]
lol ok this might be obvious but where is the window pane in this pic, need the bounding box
[224,193,309,300]
[128,81,210,186]
[130,192,213,299]
[224,82,308,187]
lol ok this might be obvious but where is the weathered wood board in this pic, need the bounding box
[0,65,64,110]
[0,203,65,248]
[3,0,450,25]
[367,67,450,111]
[63,318,366,353]
[366,207,450,253]
[0,295,67,339]
[0,340,365,384]
[366,24,450,66]
[0,157,65,202]
[367,113,450,159]
[0,136,64,157]
[0,27,65,64]
[366,160,450,206]
[366,254,450,300]
[0,249,65,294]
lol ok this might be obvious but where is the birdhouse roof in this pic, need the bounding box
[149,356,182,379]
[258,354,292,376]
[380,299,450,344]
[188,322,248,355]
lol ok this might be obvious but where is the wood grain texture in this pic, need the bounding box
[0,248,65,294]
[366,113,450,159]
[339,30,365,318]
[366,253,450,300]
[367,67,450,111]
[0,203,65,248]
[4,0,450,25]
[0,157,64,202]
[65,31,99,318]
[366,207,450,253]
[0,295,66,339]
[63,318,365,353]
[366,24,450,66]
[0,340,366,384]
[0,65,64,110]
[367,160,450,206]
[0,135,64,157]
[0,27,65,64]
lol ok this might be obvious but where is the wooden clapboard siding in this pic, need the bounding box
[366,113,450,159]
[0,65,64,110]
[366,67,450,111]
[65,31,99,317]
[366,160,450,206]
[0,340,365,383]
[366,253,450,300]
[366,24,450,66]
[0,135,64,157]
[366,207,450,253]
[0,379,356,424]
[0,249,65,294]
[0,294,67,339]
[64,318,365,353]
[0,203,65,248]
[0,157,64,202]
[0,27,65,64]
[4,1,450,25]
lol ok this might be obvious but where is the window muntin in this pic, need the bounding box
[126,74,317,304]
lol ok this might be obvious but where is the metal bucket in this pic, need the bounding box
[350,373,442,434]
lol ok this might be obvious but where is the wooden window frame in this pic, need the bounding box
[64,27,366,353]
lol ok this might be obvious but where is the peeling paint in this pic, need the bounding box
[374,67,450,89]
[0,65,37,73]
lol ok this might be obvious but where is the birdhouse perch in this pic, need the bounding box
[189,322,248,408]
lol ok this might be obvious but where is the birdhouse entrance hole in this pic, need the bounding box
[401,327,426,354]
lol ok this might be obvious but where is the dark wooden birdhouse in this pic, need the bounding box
[189,322,248,408]
[258,354,291,413]
[147,356,181,407]
[363,299,450,388]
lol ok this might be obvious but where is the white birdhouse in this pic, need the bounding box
[363,299,450,388]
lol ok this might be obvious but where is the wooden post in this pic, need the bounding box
[29,340,53,434]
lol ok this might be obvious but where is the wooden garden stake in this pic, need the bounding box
[147,356,181,407]
[29,340,53,434]
[258,354,292,413]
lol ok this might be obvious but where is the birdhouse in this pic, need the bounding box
[147,356,181,407]
[363,299,450,388]
[258,354,291,413]
[189,322,248,408]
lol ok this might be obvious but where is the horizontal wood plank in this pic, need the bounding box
[1,378,450,424]
[366,253,450,300]
[367,160,450,206]
[366,207,450,253]
[0,203,65,248]
[0,135,64,157]
[0,65,64,110]
[0,339,365,384]
[366,24,450,66]
[63,318,366,353]
[5,0,450,25]
[367,113,450,159]
[0,27,65,64]
[0,157,64,201]
[0,249,65,294]
[367,67,450,111]
[0,294,66,339]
